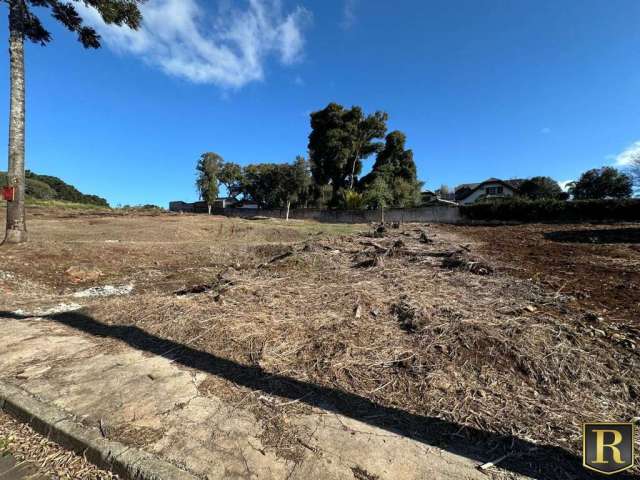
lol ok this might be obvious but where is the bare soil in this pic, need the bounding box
[1,206,638,479]
[439,223,640,324]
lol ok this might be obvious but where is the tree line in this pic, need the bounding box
[196,153,311,219]
[196,102,423,216]
[509,167,634,201]
[463,167,635,202]
[197,102,639,215]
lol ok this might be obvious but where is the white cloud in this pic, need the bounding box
[78,0,311,89]
[341,0,358,29]
[540,127,551,134]
[613,141,640,166]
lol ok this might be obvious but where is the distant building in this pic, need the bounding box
[421,190,438,204]
[169,201,195,213]
[169,198,260,213]
[454,178,525,205]
[213,197,238,209]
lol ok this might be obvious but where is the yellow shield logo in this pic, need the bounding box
[583,423,635,475]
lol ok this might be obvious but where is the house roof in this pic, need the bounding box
[455,178,526,200]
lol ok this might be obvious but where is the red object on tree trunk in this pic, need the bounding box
[2,186,15,202]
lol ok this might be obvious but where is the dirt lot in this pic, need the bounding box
[0,206,638,479]
[441,223,640,324]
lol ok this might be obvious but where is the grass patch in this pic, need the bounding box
[0,198,111,210]
[26,198,111,210]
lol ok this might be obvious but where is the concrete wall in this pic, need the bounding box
[206,205,462,224]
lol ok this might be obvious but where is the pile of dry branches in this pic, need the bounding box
[87,224,639,477]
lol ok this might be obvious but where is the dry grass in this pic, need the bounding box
[1,209,639,478]
[87,225,638,477]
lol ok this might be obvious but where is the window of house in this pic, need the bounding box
[486,186,504,195]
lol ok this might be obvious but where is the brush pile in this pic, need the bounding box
[87,223,640,478]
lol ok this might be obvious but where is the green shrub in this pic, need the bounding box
[460,197,640,222]
[2,171,109,206]
[26,178,57,200]
[25,170,109,206]
[343,190,365,210]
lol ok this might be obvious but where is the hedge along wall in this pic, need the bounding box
[460,198,640,223]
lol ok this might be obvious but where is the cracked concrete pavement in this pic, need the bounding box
[0,315,509,480]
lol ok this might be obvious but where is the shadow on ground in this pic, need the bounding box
[2,310,638,480]
[545,228,640,244]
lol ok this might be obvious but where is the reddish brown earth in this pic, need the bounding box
[438,223,640,325]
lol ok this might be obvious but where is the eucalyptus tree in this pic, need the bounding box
[281,156,311,220]
[196,153,222,215]
[2,0,145,244]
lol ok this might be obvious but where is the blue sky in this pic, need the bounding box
[1,0,639,206]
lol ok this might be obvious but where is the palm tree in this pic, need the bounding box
[3,0,145,244]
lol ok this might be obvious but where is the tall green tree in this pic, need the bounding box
[2,0,145,244]
[308,103,387,206]
[360,131,422,207]
[196,153,222,214]
[240,163,276,207]
[240,158,311,219]
[280,156,311,220]
[218,161,243,199]
[568,167,633,199]
[518,176,567,200]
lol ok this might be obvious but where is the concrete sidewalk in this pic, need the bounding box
[0,314,501,480]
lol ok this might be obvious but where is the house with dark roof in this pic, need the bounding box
[454,178,525,205]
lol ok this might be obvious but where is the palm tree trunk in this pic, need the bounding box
[4,0,27,244]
